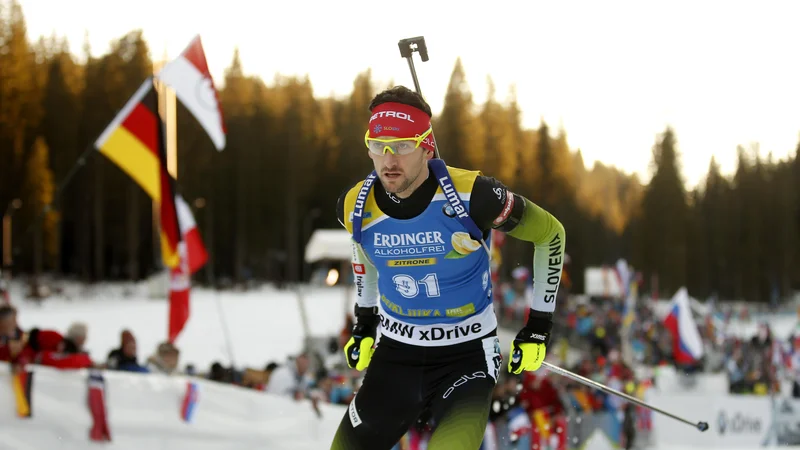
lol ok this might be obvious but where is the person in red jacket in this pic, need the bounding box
[518,371,564,418]
[0,305,92,369]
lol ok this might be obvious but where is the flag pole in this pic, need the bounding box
[154,63,169,271]
[155,60,237,368]
[53,144,96,208]
[211,267,236,368]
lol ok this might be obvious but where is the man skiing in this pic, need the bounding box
[330,86,566,449]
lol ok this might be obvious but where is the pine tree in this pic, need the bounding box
[685,188,709,297]
[699,157,729,297]
[21,137,58,273]
[40,40,83,274]
[534,120,574,209]
[339,70,375,182]
[639,127,688,296]
[221,48,255,282]
[507,85,534,194]
[435,58,483,170]
[479,76,515,183]
[0,0,42,211]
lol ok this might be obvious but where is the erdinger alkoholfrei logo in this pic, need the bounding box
[442,203,456,218]
[372,231,447,257]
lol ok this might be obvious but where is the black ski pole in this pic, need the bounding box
[542,361,710,432]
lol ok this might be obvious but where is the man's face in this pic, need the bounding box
[295,354,310,375]
[163,351,179,370]
[0,313,16,338]
[123,340,137,357]
[368,146,431,195]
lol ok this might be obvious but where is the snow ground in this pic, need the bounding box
[11,283,352,371]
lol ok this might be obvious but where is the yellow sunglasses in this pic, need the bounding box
[364,127,433,155]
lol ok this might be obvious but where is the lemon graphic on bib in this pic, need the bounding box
[445,232,481,259]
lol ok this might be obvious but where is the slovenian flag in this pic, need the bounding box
[181,381,199,423]
[663,287,705,365]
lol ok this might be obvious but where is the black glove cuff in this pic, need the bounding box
[354,305,379,317]
[519,309,553,346]
[525,309,553,333]
[354,305,380,331]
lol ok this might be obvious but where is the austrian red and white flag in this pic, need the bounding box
[168,194,208,343]
[168,247,191,344]
[175,194,208,273]
[156,35,226,150]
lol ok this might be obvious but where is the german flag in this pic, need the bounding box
[532,409,551,440]
[11,369,33,418]
[156,119,181,271]
[94,77,180,268]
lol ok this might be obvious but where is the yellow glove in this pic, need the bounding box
[508,309,552,374]
[344,306,379,371]
[344,335,375,371]
[508,341,546,374]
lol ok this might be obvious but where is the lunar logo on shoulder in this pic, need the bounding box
[442,204,456,218]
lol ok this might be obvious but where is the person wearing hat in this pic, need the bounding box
[331,86,566,449]
[146,341,181,375]
[106,329,148,373]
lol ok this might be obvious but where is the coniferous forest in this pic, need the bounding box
[0,1,797,302]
